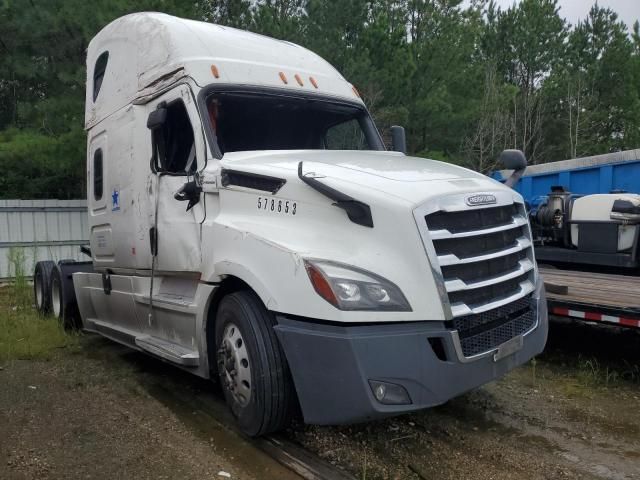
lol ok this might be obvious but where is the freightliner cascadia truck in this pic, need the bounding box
[32,13,548,436]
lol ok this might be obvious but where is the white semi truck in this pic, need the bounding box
[33,13,548,436]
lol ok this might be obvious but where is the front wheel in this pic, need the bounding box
[215,291,294,437]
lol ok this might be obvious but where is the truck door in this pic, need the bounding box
[146,85,207,273]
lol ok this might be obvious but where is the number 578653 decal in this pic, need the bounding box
[257,196,297,215]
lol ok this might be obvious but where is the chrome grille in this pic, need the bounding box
[424,199,536,318]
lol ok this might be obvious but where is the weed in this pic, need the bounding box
[530,357,537,386]
[7,247,31,308]
[0,249,78,363]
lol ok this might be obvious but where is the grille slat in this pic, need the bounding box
[426,204,518,234]
[442,250,528,284]
[436,237,531,266]
[448,273,529,306]
[433,228,522,259]
[430,214,527,240]
[444,258,534,292]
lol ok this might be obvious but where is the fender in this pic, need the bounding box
[212,260,280,312]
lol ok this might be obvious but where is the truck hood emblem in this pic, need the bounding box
[466,194,497,206]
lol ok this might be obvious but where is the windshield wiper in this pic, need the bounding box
[297,161,373,228]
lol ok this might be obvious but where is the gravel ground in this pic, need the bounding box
[1,318,639,480]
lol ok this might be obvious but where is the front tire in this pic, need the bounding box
[215,291,294,437]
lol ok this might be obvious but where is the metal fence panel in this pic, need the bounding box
[0,199,89,279]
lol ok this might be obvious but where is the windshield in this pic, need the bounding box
[205,91,384,155]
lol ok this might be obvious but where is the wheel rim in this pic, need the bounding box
[35,272,43,309]
[218,323,252,407]
[51,278,61,318]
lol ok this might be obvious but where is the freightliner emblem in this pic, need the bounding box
[466,194,497,206]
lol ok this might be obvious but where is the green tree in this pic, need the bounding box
[0,0,202,199]
[544,5,640,159]
[492,0,568,163]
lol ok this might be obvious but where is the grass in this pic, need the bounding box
[0,250,79,363]
[528,353,640,401]
[574,356,640,386]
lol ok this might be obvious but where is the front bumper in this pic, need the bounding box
[274,276,548,425]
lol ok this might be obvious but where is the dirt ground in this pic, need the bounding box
[1,318,639,480]
[0,337,299,480]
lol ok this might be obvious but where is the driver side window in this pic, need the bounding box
[325,119,368,150]
[153,100,197,174]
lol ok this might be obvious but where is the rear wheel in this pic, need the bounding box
[215,291,294,437]
[50,267,81,330]
[33,261,55,314]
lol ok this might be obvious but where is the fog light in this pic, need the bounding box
[374,384,386,401]
[368,380,411,405]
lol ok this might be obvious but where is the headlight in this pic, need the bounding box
[304,259,411,311]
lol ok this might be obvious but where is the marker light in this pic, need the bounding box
[309,76,319,89]
[210,65,220,79]
[279,71,288,84]
[304,259,411,311]
[294,74,304,86]
[305,262,338,307]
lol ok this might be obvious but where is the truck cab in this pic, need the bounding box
[61,13,547,436]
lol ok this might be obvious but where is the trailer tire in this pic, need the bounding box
[215,291,294,437]
[50,266,81,330]
[34,261,56,314]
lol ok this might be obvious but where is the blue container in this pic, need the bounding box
[490,149,640,204]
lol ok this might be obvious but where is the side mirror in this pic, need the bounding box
[500,149,527,188]
[147,107,167,130]
[174,179,202,211]
[390,125,406,154]
[500,149,527,171]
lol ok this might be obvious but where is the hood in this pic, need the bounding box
[216,150,509,205]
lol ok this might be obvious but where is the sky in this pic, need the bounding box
[488,0,640,28]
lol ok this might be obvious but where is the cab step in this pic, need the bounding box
[135,335,200,366]
[135,293,196,314]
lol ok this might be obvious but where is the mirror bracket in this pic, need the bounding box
[500,149,527,188]
[147,103,168,173]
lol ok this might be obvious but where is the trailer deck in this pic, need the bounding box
[540,267,640,328]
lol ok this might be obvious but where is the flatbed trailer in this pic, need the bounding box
[540,267,640,329]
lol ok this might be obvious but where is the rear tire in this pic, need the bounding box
[215,291,294,437]
[50,266,81,330]
[33,261,55,314]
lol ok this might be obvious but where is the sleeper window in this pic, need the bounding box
[93,52,109,102]
[93,149,103,201]
[155,100,197,175]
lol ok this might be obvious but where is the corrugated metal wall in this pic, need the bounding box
[0,200,89,280]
